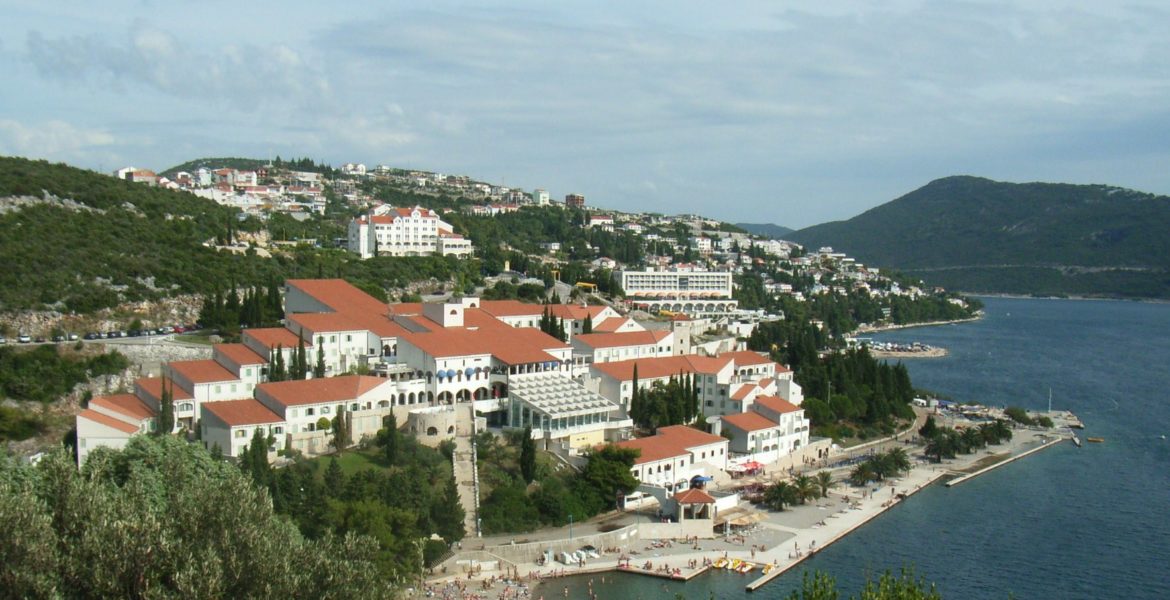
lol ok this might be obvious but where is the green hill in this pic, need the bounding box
[788,176,1170,299]
[0,157,482,314]
[736,222,794,239]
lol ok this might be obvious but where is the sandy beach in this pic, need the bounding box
[423,412,1075,598]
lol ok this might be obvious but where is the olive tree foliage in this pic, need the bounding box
[0,436,392,599]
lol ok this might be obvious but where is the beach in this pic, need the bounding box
[424,410,1076,598]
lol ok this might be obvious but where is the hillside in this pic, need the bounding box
[160,156,337,179]
[788,176,1170,298]
[736,222,794,239]
[0,157,482,315]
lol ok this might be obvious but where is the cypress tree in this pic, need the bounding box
[382,413,399,465]
[314,343,326,378]
[323,457,344,497]
[520,426,536,483]
[157,376,174,435]
[294,329,308,380]
[270,344,286,382]
[630,363,640,425]
[331,406,349,451]
[582,314,593,334]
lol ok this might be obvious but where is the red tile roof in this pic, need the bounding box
[136,377,194,401]
[547,304,608,321]
[723,350,773,366]
[574,331,670,349]
[258,375,388,407]
[90,393,154,421]
[674,488,716,503]
[243,327,305,350]
[730,384,756,401]
[204,399,284,427]
[478,300,545,318]
[722,411,778,433]
[616,425,727,465]
[78,409,139,434]
[591,317,628,333]
[592,355,729,381]
[399,327,568,365]
[167,360,238,384]
[214,343,268,366]
[754,395,801,414]
[288,312,366,334]
[285,279,407,339]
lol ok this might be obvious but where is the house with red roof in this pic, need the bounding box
[347,205,473,259]
[571,330,674,364]
[614,425,730,513]
[711,394,810,465]
[76,393,156,464]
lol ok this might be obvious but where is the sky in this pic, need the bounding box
[3,1,1170,228]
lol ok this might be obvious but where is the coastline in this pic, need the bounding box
[426,414,1076,598]
[855,314,982,334]
[869,347,948,359]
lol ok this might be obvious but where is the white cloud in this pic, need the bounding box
[0,119,115,158]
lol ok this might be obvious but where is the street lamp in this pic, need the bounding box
[569,513,574,542]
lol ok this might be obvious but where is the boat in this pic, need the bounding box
[713,558,728,569]
[1071,435,1082,448]
[736,562,754,574]
[729,559,742,570]
[1087,437,1105,443]
[762,564,774,575]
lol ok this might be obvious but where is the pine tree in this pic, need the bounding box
[314,343,326,378]
[157,376,174,435]
[520,426,536,483]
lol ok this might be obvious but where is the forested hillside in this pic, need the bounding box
[735,222,794,239]
[788,176,1170,298]
[0,157,482,313]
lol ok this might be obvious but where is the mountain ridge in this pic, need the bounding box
[788,175,1170,298]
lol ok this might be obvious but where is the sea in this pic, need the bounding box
[549,297,1170,599]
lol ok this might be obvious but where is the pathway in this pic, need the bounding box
[452,403,480,538]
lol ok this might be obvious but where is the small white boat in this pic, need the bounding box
[1071,435,1082,448]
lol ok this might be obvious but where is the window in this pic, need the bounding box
[346,335,352,342]
[330,336,336,343]
[230,384,237,393]
[235,430,247,438]
[350,403,359,411]
[214,385,222,394]
[321,406,331,414]
[305,408,315,416]
[272,427,283,435]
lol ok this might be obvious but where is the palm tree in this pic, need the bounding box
[794,474,819,504]
[764,481,799,511]
[850,462,877,486]
[885,447,911,475]
[991,419,1013,443]
[961,428,984,453]
[815,470,835,498]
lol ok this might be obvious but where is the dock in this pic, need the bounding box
[619,563,709,581]
[945,435,1068,487]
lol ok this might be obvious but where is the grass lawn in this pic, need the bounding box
[173,333,214,345]
[311,447,391,478]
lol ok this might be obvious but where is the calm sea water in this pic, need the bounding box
[551,297,1170,599]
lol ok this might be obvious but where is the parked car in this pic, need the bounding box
[68,333,79,341]
[52,335,66,343]
[84,332,100,340]
[34,336,47,343]
[173,326,186,334]
[0,335,7,344]
[18,334,31,343]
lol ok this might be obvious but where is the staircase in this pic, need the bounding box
[451,403,481,537]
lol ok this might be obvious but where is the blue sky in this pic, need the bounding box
[3,1,1169,228]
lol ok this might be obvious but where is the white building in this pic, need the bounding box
[620,268,737,316]
[347,205,473,258]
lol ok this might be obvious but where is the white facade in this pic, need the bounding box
[347,206,473,259]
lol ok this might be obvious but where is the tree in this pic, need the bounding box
[379,413,399,465]
[314,343,326,378]
[577,445,640,514]
[918,415,939,439]
[157,375,174,435]
[0,436,392,598]
[519,426,536,484]
[332,406,350,451]
[270,344,287,382]
[794,474,819,504]
[324,457,345,497]
[294,329,308,380]
[430,476,466,542]
[815,470,834,499]
[582,314,593,334]
[764,481,799,511]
